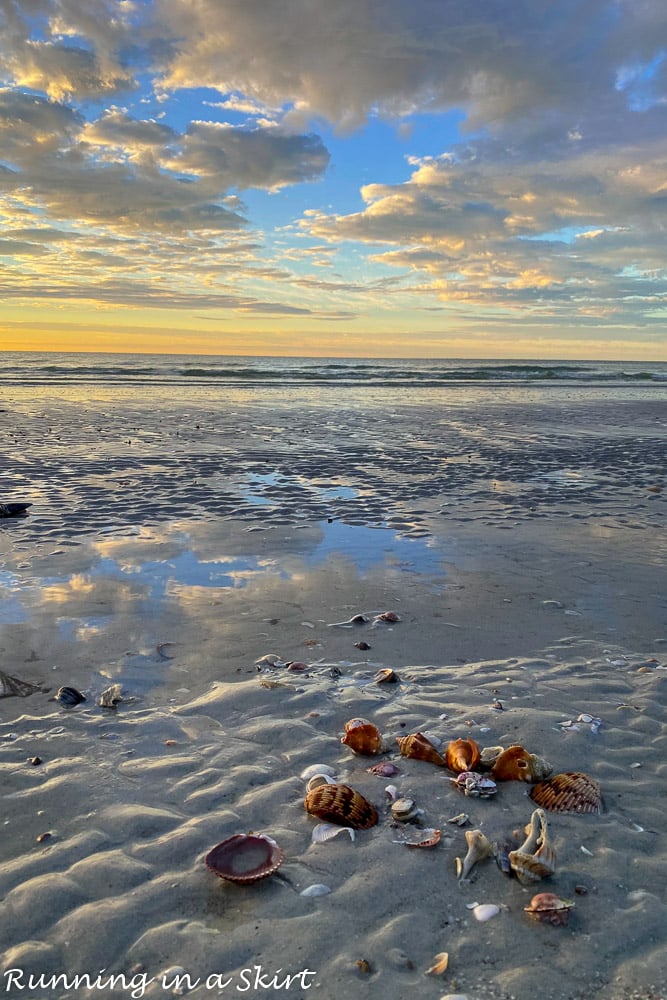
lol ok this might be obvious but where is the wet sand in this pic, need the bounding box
[1,383,666,1000]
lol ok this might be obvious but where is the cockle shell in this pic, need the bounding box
[445,737,481,773]
[508,808,556,883]
[341,718,383,755]
[205,834,283,884]
[524,892,574,926]
[450,771,497,798]
[455,829,494,880]
[304,783,378,830]
[396,732,447,766]
[491,745,553,783]
[529,772,603,814]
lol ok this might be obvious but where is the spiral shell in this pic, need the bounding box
[341,718,383,756]
[396,732,447,766]
[491,745,553,783]
[456,828,493,880]
[509,807,556,883]
[445,737,481,773]
[524,892,574,926]
[529,772,603,814]
[304,783,378,830]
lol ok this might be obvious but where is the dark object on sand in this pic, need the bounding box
[0,502,32,518]
[205,833,284,884]
[0,671,42,698]
[54,686,86,707]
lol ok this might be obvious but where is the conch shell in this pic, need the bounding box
[508,807,556,883]
[445,737,481,773]
[455,829,493,880]
[491,745,553,783]
[341,718,383,756]
[529,771,603,814]
[396,732,447,766]
[524,892,574,926]
[304,783,378,830]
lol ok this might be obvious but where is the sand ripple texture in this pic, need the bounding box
[2,639,667,1000]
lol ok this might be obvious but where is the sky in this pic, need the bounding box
[1,0,667,359]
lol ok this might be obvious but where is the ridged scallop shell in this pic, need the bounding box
[304,783,378,830]
[205,834,283,884]
[445,737,481,773]
[524,892,574,926]
[341,718,383,755]
[509,807,556,883]
[491,745,553,783]
[529,772,602,814]
[396,732,447,766]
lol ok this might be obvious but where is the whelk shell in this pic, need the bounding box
[491,745,553,783]
[304,783,378,830]
[205,833,283,884]
[445,737,481,773]
[396,732,447,767]
[455,829,493,881]
[508,808,556,883]
[524,892,574,926]
[341,718,383,756]
[529,771,603,814]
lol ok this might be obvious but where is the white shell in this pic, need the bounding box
[255,653,285,666]
[311,822,356,844]
[300,883,332,897]
[305,774,337,793]
[472,903,500,922]
[300,764,337,781]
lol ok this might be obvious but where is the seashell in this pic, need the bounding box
[396,732,447,767]
[367,761,400,777]
[54,686,86,707]
[404,828,441,848]
[472,903,500,922]
[300,764,337,781]
[524,892,574,926]
[304,783,378,830]
[355,641,372,650]
[327,614,369,627]
[374,668,399,684]
[306,774,337,793]
[509,808,556,883]
[300,883,332,897]
[341,718,383,755]
[479,746,504,770]
[425,952,449,975]
[285,660,309,672]
[254,653,285,667]
[447,812,470,826]
[391,797,419,822]
[0,671,41,698]
[311,823,355,843]
[493,839,515,875]
[446,737,481,773]
[205,833,283,884]
[529,772,603,814]
[491,745,553,783]
[450,771,497,798]
[374,611,400,623]
[456,829,494,881]
[98,684,123,708]
[384,784,399,801]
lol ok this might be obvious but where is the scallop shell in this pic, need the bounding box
[508,808,556,883]
[445,737,481,773]
[529,772,603,814]
[396,732,447,766]
[205,834,283,884]
[524,892,574,926]
[491,745,553,783]
[341,718,383,755]
[304,783,378,830]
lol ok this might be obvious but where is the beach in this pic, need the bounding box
[1,355,666,1000]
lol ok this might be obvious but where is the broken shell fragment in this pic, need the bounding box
[491,745,553,783]
[367,761,400,777]
[425,952,449,975]
[304,783,378,830]
[456,829,493,881]
[205,834,284,884]
[508,808,556,884]
[450,771,497,798]
[374,611,400,623]
[0,671,41,698]
[374,668,399,684]
[445,737,481,773]
[397,732,447,767]
[447,812,470,826]
[524,892,574,926]
[98,684,123,708]
[479,746,505,770]
[341,718,383,755]
[391,797,419,823]
[311,823,355,844]
[254,653,285,667]
[403,828,441,848]
[530,772,603,814]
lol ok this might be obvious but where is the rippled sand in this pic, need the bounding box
[0,384,666,1000]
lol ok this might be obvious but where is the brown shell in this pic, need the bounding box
[491,745,553,783]
[509,807,556,884]
[445,737,481,773]
[304,783,378,830]
[341,718,383,755]
[529,772,603,814]
[396,732,447,767]
[205,834,284,884]
[524,893,574,926]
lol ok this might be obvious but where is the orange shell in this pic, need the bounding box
[341,718,383,755]
[304,783,378,830]
[491,745,552,783]
[396,732,447,767]
[529,772,602,814]
[445,738,481,773]
[524,892,574,926]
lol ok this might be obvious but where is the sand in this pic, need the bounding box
[0,382,666,1000]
